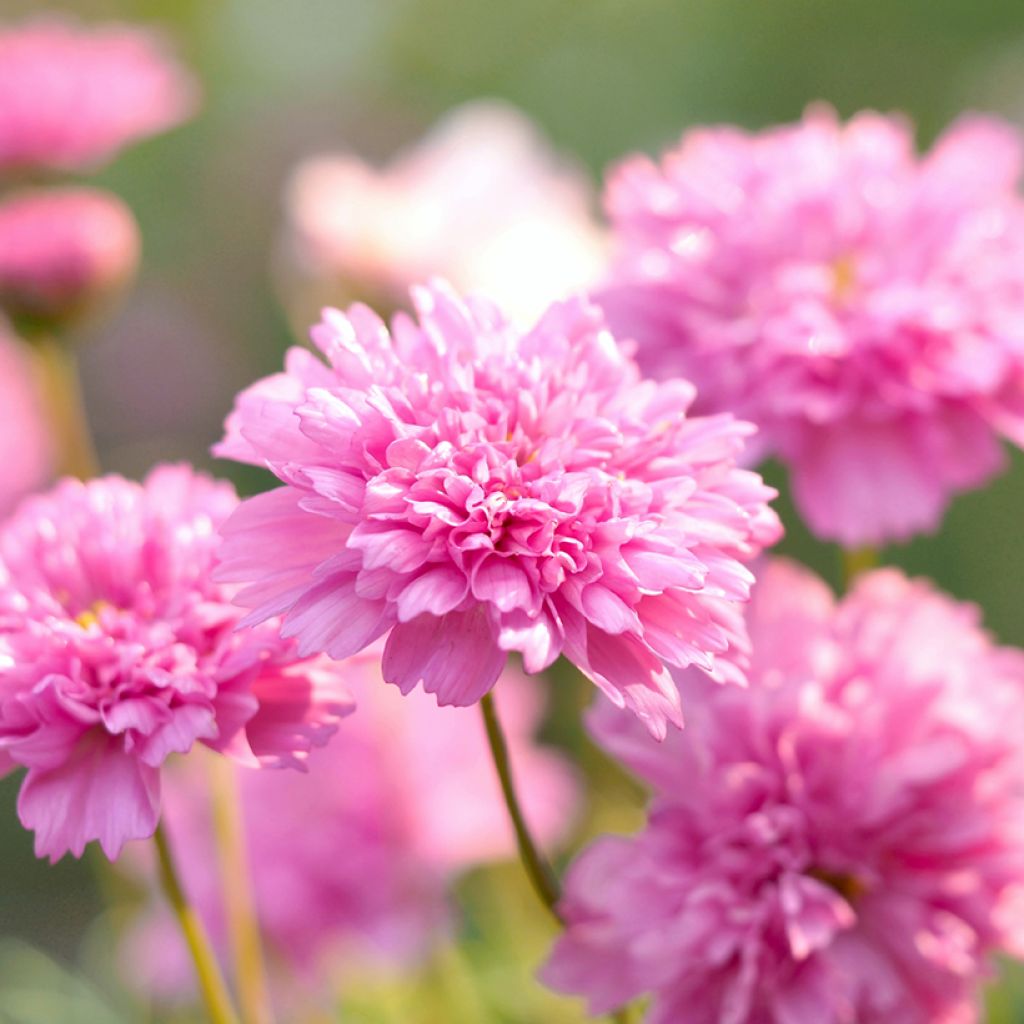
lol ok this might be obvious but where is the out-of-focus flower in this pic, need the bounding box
[125,659,579,998]
[0,330,52,512]
[600,107,1024,545]
[0,466,353,863]
[544,560,1024,1023]
[215,281,781,739]
[281,101,607,325]
[0,188,141,332]
[0,16,197,174]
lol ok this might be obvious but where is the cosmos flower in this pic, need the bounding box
[0,331,52,513]
[599,107,1024,545]
[0,15,197,174]
[125,658,579,999]
[281,101,607,325]
[544,560,1024,1023]
[0,188,140,331]
[0,465,353,862]
[215,281,780,738]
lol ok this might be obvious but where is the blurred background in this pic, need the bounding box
[4,0,1024,1020]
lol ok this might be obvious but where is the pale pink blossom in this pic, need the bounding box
[0,188,140,329]
[544,560,1024,1023]
[282,101,607,324]
[0,331,52,513]
[215,281,781,738]
[126,658,579,998]
[600,107,1024,545]
[0,16,197,174]
[0,466,353,862]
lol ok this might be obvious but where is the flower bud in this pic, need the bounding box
[0,187,141,333]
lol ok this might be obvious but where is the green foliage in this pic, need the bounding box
[0,941,129,1024]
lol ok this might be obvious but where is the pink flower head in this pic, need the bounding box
[0,16,197,174]
[0,331,52,513]
[215,281,781,738]
[599,107,1024,545]
[0,188,141,330]
[125,658,578,997]
[0,465,353,863]
[544,560,1024,1023]
[282,101,607,324]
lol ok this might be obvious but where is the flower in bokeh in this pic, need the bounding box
[0,465,353,862]
[281,101,607,325]
[599,107,1024,545]
[544,560,1024,1023]
[126,658,578,999]
[215,281,780,738]
[0,15,197,174]
[0,330,52,513]
[0,188,140,332]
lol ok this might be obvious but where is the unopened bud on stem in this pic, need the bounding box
[0,187,140,334]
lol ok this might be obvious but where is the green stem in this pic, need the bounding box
[153,821,241,1024]
[208,756,274,1024]
[28,331,101,479]
[480,692,562,922]
[841,546,879,588]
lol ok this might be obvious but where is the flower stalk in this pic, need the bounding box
[28,330,100,479]
[841,545,878,587]
[480,691,562,922]
[209,755,274,1024]
[153,820,241,1024]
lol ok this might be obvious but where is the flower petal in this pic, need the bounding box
[382,607,505,705]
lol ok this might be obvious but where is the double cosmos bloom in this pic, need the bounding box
[216,281,781,738]
[0,16,196,174]
[546,561,1024,1023]
[0,467,352,861]
[600,108,1024,544]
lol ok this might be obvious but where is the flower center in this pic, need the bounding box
[808,866,865,904]
[831,254,857,302]
[74,600,113,630]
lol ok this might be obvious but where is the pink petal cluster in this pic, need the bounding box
[0,466,353,863]
[0,16,197,174]
[599,107,1024,545]
[0,188,141,329]
[126,659,578,997]
[0,331,52,513]
[282,101,607,324]
[544,560,1024,1023]
[215,281,781,738]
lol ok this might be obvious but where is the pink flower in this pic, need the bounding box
[125,659,578,998]
[544,560,1024,1023]
[282,101,607,324]
[599,107,1024,545]
[0,15,197,174]
[0,188,141,330]
[0,331,52,513]
[0,466,353,863]
[215,281,781,738]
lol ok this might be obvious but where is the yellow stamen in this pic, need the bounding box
[832,254,857,302]
[74,600,111,630]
